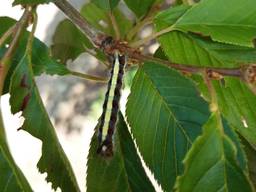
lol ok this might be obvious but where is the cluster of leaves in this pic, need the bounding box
[1,0,256,192]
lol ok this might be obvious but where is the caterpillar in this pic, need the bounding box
[97,51,126,157]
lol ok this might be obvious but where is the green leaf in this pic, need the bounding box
[0,17,70,95]
[221,121,248,172]
[0,17,14,35]
[124,0,157,18]
[155,7,256,149]
[51,19,103,63]
[92,0,120,10]
[9,55,80,191]
[0,112,33,192]
[13,0,52,5]
[126,62,210,191]
[87,113,154,192]
[155,7,256,67]
[170,0,256,47]
[175,113,253,192]
[81,3,132,38]
[213,78,256,149]
[241,135,256,188]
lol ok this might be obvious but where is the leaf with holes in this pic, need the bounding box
[175,113,253,192]
[126,62,210,191]
[0,115,32,192]
[155,5,256,149]
[87,113,154,192]
[170,0,256,47]
[0,17,70,95]
[9,55,80,191]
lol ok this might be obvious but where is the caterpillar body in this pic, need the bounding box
[97,51,126,157]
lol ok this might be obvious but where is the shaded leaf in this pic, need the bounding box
[13,0,52,5]
[51,19,102,63]
[240,135,256,189]
[87,113,154,192]
[175,113,253,192]
[126,62,210,191]
[92,0,120,10]
[81,3,132,38]
[155,6,256,149]
[9,55,80,191]
[124,0,158,18]
[0,113,33,192]
[222,121,247,171]
[171,0,256,47]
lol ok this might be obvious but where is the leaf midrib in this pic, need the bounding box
[142,68,193,144]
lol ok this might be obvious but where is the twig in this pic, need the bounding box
[54,0,103,46]
[53,0,244,79]
[109,12,120,40]
[0,7,31,94]
[26,10,38,63]
[126,16,153,41]
[130,25,174,47]
[69,71,108,83]
[128,52,241,78]
[203,71,218,113]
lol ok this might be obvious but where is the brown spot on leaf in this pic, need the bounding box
[252,38,256,48]
[20,92,31,111]
[20,74,30,88]
[0,64,3,75]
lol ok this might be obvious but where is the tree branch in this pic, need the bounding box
[135,54,242,77]
[54,0,104,47]
[69,70,108,83]
[53,0,243,79]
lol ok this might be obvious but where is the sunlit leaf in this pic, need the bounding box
[13,0,52,5]
[175,113,253,192]
[171,0,256,47]
[155,5,256,149]
[0,114,33,192]
[9,55,80,191]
